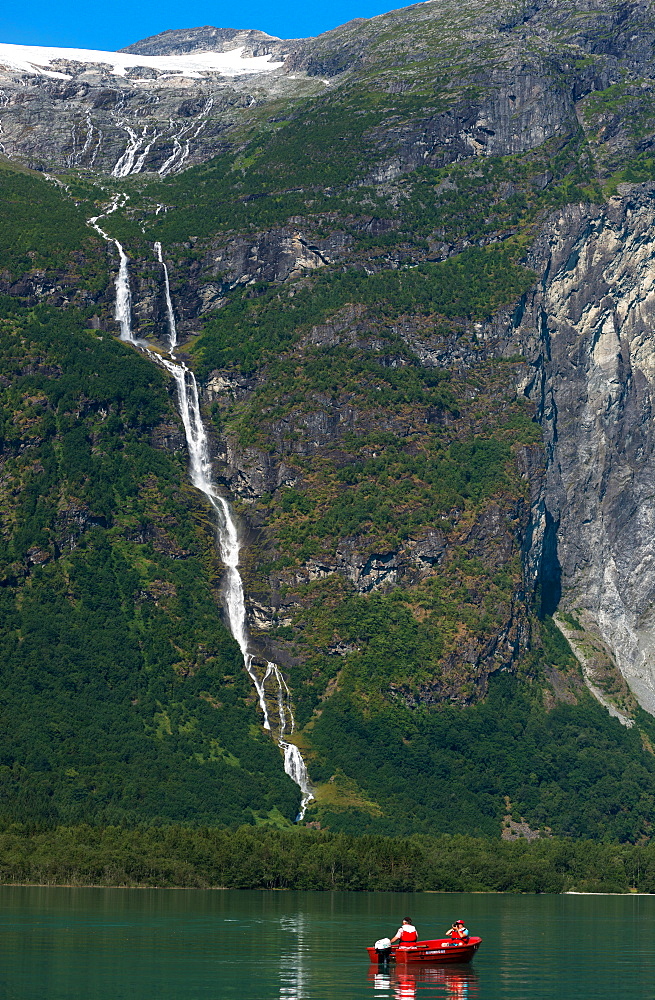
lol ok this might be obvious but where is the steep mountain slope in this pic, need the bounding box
[4,0,655,839]
[0,167,300,826]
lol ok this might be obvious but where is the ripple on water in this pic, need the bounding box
[0,888,654,1000]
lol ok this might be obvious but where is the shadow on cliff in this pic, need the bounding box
[539,509,561,617]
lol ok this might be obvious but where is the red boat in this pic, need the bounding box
[366,936,482,964]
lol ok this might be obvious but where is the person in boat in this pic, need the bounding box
[446,919,470,943]
[391,918,418,945]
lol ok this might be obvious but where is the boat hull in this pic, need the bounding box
[366,937,481,964]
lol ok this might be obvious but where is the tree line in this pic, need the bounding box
[0,823,653,894]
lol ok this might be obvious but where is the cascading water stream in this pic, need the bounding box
[260,662,314,818]
[88,202,313,818]
[154,242,177,350]
[114,245,132,341]
[88,197,132,341]
[133,130,159,174]
[158,114,208,177]
[263,661,293,735]
[112,124,156,178]
[158,354,314,819]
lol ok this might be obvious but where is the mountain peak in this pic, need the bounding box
[119,25,282,57]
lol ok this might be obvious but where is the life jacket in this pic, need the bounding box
[400,926,418,943]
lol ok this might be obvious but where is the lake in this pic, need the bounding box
[0,886,652,999]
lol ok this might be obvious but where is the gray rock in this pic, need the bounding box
[119,26,285,59]
[511,185,655,714]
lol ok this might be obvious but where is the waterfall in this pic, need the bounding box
[111,124,156,178]
[88,198,133,342]
[158,108,210,177]
[154,242,177,350]
[69,113,96,168]
[114,243,132,341]
[133,130,159,174]
[87,203,314,819]
[263,661,293,734]
[158,355,314,819]
[112,125,140,177]
[283,744,314,821]
[263,661,313,820]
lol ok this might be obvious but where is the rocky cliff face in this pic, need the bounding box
[510,185,655,715]
[7,0,655,838]
[0,35,313,176]
[0,72,277,178]
[178,177,655,722]
[119,26,284,58]
[6,0,655,723]
[2,0,654,180]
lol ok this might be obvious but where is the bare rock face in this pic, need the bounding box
[2,0,654,182]
[0,33,306,177]
[211,230,332,286]
[119,26,284,59]
[150,421,186,453]
[54,500,107,552]
[0,74,240,176]
[513,185,655,714]
[367,62,579,183]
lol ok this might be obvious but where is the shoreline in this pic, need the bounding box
[564,890,652,896]
[0,883,651,896]
[0,882,229,890]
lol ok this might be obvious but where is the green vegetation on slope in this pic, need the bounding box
[305,669,655,844]
[0,160,104,288]
[0,297,299,826]
[5,0,655,847]
[215,331,539,720]
[578,79,655,188]
[101,125,601,275]
[196,246,535,374]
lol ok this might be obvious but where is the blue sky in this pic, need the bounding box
[0,0,402,50]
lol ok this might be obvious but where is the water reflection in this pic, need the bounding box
[280,914,307,999]
[1,888,654,1000]
[368,964,479,999]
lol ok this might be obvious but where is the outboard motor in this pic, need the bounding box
[374,937,392,964]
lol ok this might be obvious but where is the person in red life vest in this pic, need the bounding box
[391,918,418,945]
[446,919,469,943]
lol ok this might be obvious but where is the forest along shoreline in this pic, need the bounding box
[0,826,654,894]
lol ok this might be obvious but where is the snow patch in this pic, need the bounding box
[0,42,284,80]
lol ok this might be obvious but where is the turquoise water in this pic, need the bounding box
[0,886,653,998]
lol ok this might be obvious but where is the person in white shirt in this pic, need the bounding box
[391,918,418,944]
